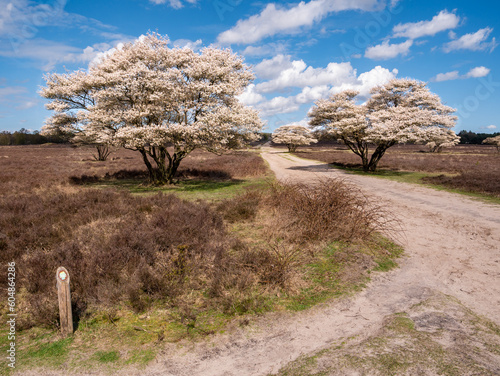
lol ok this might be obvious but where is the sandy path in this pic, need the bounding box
[28,147,500,376]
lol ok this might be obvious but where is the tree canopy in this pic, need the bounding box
[483,135,500,152]
[41,33,262,183]
[272,124,317,152]
[309,78,458,171]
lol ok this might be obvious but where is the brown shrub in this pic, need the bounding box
[0,188,234,328]
[422,170,500,197]
[264,179,390,243]
[216,189,263,222]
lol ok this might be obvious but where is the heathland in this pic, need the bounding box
[0,144,400,375]
[293,142,500,200]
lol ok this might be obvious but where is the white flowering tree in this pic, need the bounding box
[272,124,317,152]
[41,33,262,183]
[483,135,500,152]
[423,128,460,153]
[309,79,457,171]
[40,70,114,161]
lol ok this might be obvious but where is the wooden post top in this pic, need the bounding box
[56,267,70,284]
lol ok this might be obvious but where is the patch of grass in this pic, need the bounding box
[387,314,415,332]
[85,174,273,202]
[373,259,398,272]
[267,350,330,376]
[20,337,73,369]
[93,350,120,363]
[285,239,402,312]
[125,349,156,366]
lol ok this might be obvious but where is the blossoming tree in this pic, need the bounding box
[272,124,317,152]
[41,33,262,183]
[308,78,457,171]
[483,135,500,152]
[423,128,460,153]
[40,70,114,160]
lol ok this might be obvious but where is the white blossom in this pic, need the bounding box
[272,124,317,152]
[41,32,262,183]
[309,78,458,171]
[483,135,500,152]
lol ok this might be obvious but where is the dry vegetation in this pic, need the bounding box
[0,144,401,373]
[294,144,500,198]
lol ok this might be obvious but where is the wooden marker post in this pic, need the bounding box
[56,267,73,336]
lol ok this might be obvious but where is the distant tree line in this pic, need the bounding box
[458,130,500,144]
[3,127,498,148]
[0,128,272,148]
[0,128,68,145]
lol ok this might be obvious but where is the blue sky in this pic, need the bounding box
[0,0,499,133]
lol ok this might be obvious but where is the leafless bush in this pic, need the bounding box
[265,179,391,243]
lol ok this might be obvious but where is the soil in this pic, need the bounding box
[24,147,500,376]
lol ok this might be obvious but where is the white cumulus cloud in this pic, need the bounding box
[365,40,413,60]
[432,66,490,82]
[237,84,266,106]
[465,66,490,78]
[217,0,380,45]
[434,71,460,82]
[255,56,356,93]
[253,54,296,80]
[172,39,203,50]
[392,10,460,39]
[149,0,197,9]
[443,27,498,52]
[245,60,398,117]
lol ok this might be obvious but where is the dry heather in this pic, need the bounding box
[0,145,396,332]
[0,145,267,195]
[295,144,500,197]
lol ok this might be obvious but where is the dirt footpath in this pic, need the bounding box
[27,147,500,376]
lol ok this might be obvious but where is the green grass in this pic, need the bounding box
[19,337,74,369]
[93,350,120,363]
[88,176,272,201]
[285,238,403,312]
[86,177,269,201]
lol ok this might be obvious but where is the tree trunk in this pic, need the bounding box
[366,142,394,172]
[166,158,182,184]
[94,145,111,161]
[138,146,191,185]
[139,148,161,183]
[342,138,370,171]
